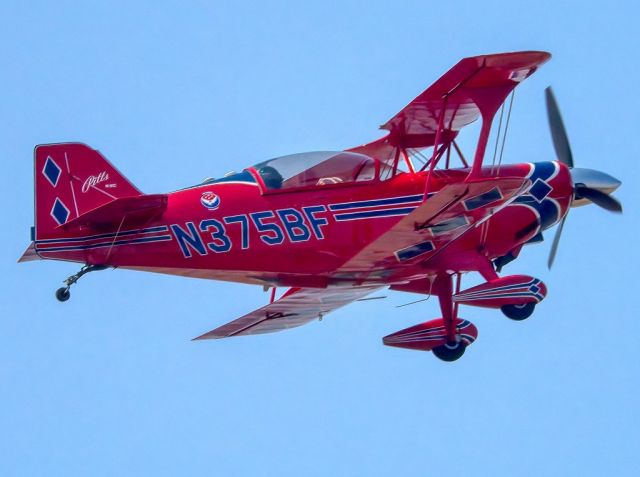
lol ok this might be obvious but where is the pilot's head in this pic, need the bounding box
[258,166,283,189]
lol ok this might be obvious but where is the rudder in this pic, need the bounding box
[34,143,141,240]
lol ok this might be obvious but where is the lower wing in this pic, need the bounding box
[193,285,382,339]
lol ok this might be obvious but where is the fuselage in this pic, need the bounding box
[34,160,573,288]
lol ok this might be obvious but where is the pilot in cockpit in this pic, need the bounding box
[258,165,284,189]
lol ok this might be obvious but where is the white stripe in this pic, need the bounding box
[65,153,80,218]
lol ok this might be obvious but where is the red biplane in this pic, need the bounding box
[20,51,622,361]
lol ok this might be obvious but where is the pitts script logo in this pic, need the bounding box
[82,171,111,193]
[201,191,221,210]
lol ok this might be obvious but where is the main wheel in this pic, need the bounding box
[55,287,70,302]
[501,302,535,321]
[432,340,466,362]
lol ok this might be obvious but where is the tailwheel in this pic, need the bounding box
[432,340,467,362]
[54,264,109,302]
[55,287,70,302]
[501,302,535,321]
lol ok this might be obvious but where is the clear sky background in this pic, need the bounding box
[1,1,638,475]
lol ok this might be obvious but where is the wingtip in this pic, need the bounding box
[191,332,224,341]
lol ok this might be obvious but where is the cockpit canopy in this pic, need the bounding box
[251,151,377,191]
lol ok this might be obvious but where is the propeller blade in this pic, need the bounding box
[545,87,574,168]
[575,185,623,213]
[547,215,567,269]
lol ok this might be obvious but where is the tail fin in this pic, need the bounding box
[34,143,141,240]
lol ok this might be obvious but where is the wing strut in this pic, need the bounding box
[423,96,448,200]
[401,149,415,173]
[347,51,550,176]
[452,140,468,167]
[423,59,525,191]
[467,82,516,178]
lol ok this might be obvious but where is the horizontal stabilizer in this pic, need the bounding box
[60,194,168,231]
[17,243,41,263]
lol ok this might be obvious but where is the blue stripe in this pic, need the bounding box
[455,281,540,300]
[457,291,542,301]
[334,207,416,221]
[205,170,256,185]
[177,170,258,191]
[37,235,172,252]
[456,279,538,296]
[35,226,169,244]
[329,194,423,211]
[457,286,538,297]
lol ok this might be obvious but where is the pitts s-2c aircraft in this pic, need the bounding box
[20,51,622,361]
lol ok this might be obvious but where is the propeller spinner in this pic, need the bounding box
[544,87,622,268]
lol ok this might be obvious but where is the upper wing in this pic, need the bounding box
[348,51,550,162]
[336,177,529,276]
[193,285,382,339]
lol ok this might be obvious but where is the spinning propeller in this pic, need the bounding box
[544,87,622,268]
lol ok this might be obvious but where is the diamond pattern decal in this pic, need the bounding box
[51,198,70,225]
[529,178,552,203]
[42,156,62,187]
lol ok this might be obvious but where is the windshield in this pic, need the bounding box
[252,151,376,191]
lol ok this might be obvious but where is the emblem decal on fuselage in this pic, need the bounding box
[201,191,221,210]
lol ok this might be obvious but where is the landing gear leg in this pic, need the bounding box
[432,274,466,362]
[55,264,109,302]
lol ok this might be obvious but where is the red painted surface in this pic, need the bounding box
[23,51,578,352]
[453,275,547,309]
[383,318,478,352]
[32,153,572,284]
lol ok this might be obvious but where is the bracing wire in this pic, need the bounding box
[409,148,427,166]
[395,277,435,308]
[497,91,516,174]
[491,101,506,173]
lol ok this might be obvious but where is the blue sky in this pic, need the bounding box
[1,1,638,475]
